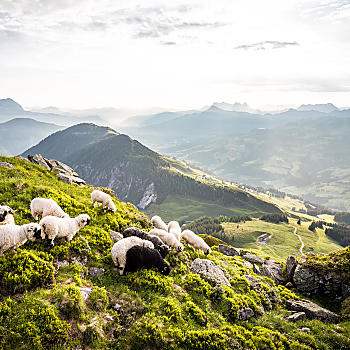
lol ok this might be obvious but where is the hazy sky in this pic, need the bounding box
[0,0,349,111]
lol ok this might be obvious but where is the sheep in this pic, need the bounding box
[124,246,170,276]
[181,229,211,254]
[39,214,90,246]
[148,228,184,252]
[151,215,168,231]
[91,190,116,212]
[123,227,170,258]
[167,221,182,241]
[30,198,68,220]
[110,230,123,243]
[111,236,154,275]
[0,205,15,226]
[0,223,41,255]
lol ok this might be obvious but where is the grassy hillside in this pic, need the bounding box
[1,155,350,349]
[22,123,281,220]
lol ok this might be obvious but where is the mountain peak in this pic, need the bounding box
[296,103,339,113]
[0,98,24,114]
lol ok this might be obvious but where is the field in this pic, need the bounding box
[145,194,259,222]
[221,218,342,261]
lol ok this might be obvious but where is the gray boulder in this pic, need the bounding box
[242,253,264,264]
[286,299,340,323]
[190,258,231,287]
[219,244,241,256]
[287,312,306,322]
[260,259,284,285]
[0,161,15,168]
[237,307,254,321]
[88,267,105,277]
[286,256,298,281]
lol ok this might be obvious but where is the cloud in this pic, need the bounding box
[235,41,299,51]
[161,41,176,45]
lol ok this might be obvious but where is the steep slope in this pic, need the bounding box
[22,123,281,219]
[0,118,64,156]
[0,155,349,350]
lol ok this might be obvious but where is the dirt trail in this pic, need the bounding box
[291,225,305,256]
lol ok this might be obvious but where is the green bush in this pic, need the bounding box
[89,286,109,311]
[53,285,85,319]
[0,296,70,349]
[0,250,54,294]
[182,273,213,297]
[184,300,207,326]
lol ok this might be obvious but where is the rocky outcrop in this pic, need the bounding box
[260,259,284,285]
[219,244,241,256]
[0,161,15,168]
[293,265,350,300]
[287,312,306,322]
[27,154,86,186]
[286,256,298,281]
[242,252,264,264]
[286,299,340,323]
[190,258,231,287]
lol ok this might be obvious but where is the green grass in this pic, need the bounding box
[221,218,342,260]
[145,194,259,222]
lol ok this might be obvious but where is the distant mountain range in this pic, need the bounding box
[22,123,281,220]
[0,118,63,156]
[0,98,105,126]
[122,103,350,211]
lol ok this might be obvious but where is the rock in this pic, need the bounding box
[300,327,310,333]
[79,287,94,301]
[110,230,123,243]
[88,267,105,277]
[253,264,261,274]
[242,261,254,270]
[286,299,340,323]
[113,303,124,314]
[287,312,306,322]
[0,161,15,168]
[286,256,298,281]
[219,244,241,256]
[237,307,254,321]
[28,154,51,171]
[242,274,261,291]
[55,260,69,270]
[190,258,231,287]
[242,253,264,264]
[260,259,284,285]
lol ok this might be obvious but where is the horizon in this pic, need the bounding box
[1,0,349,111]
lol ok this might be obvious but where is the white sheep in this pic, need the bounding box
[148,228,184,251]
[40,214,90,246]
[111,236,154,275]
[0,223,41,255]
[0,205,15,226]
[167,221,182,241]
[151,215,168,231]
[91,190,116,212]
[31,198,68,220]
[181,229,211,254]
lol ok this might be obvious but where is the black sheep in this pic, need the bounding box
[123,227,170,258]
[124,245,171,275]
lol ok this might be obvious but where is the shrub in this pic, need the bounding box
[53,285,85,319]
[89,286,109,311]
[182,273,213,297]
[184,300,207,326]
[0,296,70,349]
[0,250,54,295]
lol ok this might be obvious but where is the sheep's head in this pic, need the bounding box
[161,262,171,276]
[0,205,13,221]
[109,200,117,212]
[204,247,212,255]
[159,244,170,258]
[25,223,42,241]
[76,214,91,227]
[175,243,184,252]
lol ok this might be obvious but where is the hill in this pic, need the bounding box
[22,123,281,220]
[0,118,64,156]
[0,155,350,349]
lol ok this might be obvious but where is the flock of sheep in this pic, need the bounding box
[0,189,211,276]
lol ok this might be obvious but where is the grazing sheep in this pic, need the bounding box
[111,236,154,275]
[123,227,170,258]
[0,205,15,226]
[0,223,41,255]
[148,228,184,252]
[124,246,170,275]
[151,215,168,231]
[40,214,90,246]
[91,190,116,212]
[30,198,68,220]
[167,221,182,241]
[181,229,211,254]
